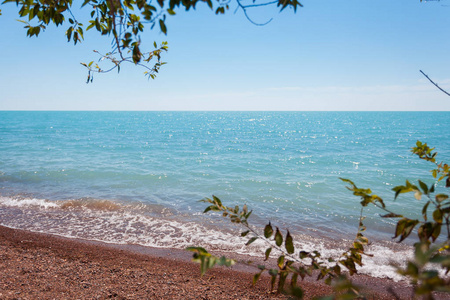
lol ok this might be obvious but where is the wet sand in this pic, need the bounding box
[0,225,417,299]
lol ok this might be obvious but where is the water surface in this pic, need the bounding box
[1,111,448,280]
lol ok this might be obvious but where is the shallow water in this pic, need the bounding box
[0,111,448,280]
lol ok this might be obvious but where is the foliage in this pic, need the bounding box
[80,41,168,83]
[189,142,450,299]
[2,0,302,81]
[365,141,449,299]
[343,141,449,251]
[186,246,235,275]
[189,196,369,298]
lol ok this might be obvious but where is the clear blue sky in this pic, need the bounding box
[1,0,449,110]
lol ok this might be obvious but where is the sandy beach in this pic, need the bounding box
[0,225,423,299]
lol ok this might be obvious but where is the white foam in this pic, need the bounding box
[357,244,413,282]
[0,196,58,209]
[0,199,422,281]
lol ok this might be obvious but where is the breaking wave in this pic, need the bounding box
[0,195,413,282]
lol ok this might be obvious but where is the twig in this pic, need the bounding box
[420,70,450,96]
[236,0,273,26]
[241,0,278,8]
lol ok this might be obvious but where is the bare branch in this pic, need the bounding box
[420,70,450,97]
[241,0,278,8]
[236,0,273,26]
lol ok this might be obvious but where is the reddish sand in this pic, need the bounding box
[0,225,420,299]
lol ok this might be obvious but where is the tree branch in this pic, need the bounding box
[236,0,273,26]
[420,70,450,97]
[241,0,278,8]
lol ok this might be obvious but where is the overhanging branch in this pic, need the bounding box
[420,70,450,97]
[235,0,274,26]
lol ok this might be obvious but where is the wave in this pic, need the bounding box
[59,198,123,211]
[0,194,414,282]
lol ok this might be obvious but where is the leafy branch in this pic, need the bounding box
[3,0,303,81]
[187,195,371,298]
[344,141,450,299]
[189,142,450,299]
[80,41,168,83]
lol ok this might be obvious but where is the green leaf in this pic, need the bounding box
[394,218,408,239]
[186,247,234,276]
[77,27,84,40]
[246,236,258,246]
[73,31,79,44]
[299,251,309,259]
[392,186,403,200]
[159,19,167,34]
[381,213,403,218]
[341,258,357,275]
[277,255,285,269]
[212,195,222,206]
[66,26,73,42]
[432,169,438,178]
[94,18,101,31]
[275,227,283,247]
[400,219,419,242]
[268,269,278,276]
[436,194,449,203]
[358,236,368,245]
[422,201,431,222]
[270,272,276,292]
[290,286,304,299]
[264,247,272,261]
[203,205,213,213]
[430,184,435,193]
[340,178,355,185]
[278,271,288,293]
[264,222,273,238]
[418,180,428,194]
[215,6,225,14]
[186,246,209,255]
[392,183,415,199]
[418,222,433,242]
[86,22,95,31]
[334,264,341,276]
[405,261,419,276]
[431,223,441,242]
[429,252,450,264]
[285,230,294,254]
[218,256,235,267]
[290,273,298,287]
[241,230,250,237]
[433,209,443,224]
[253,272,261,285]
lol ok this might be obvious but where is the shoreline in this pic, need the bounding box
[0,225,420,299]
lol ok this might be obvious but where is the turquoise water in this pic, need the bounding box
[0,111,448,279]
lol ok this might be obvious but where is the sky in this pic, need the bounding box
[0,0,449,111]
